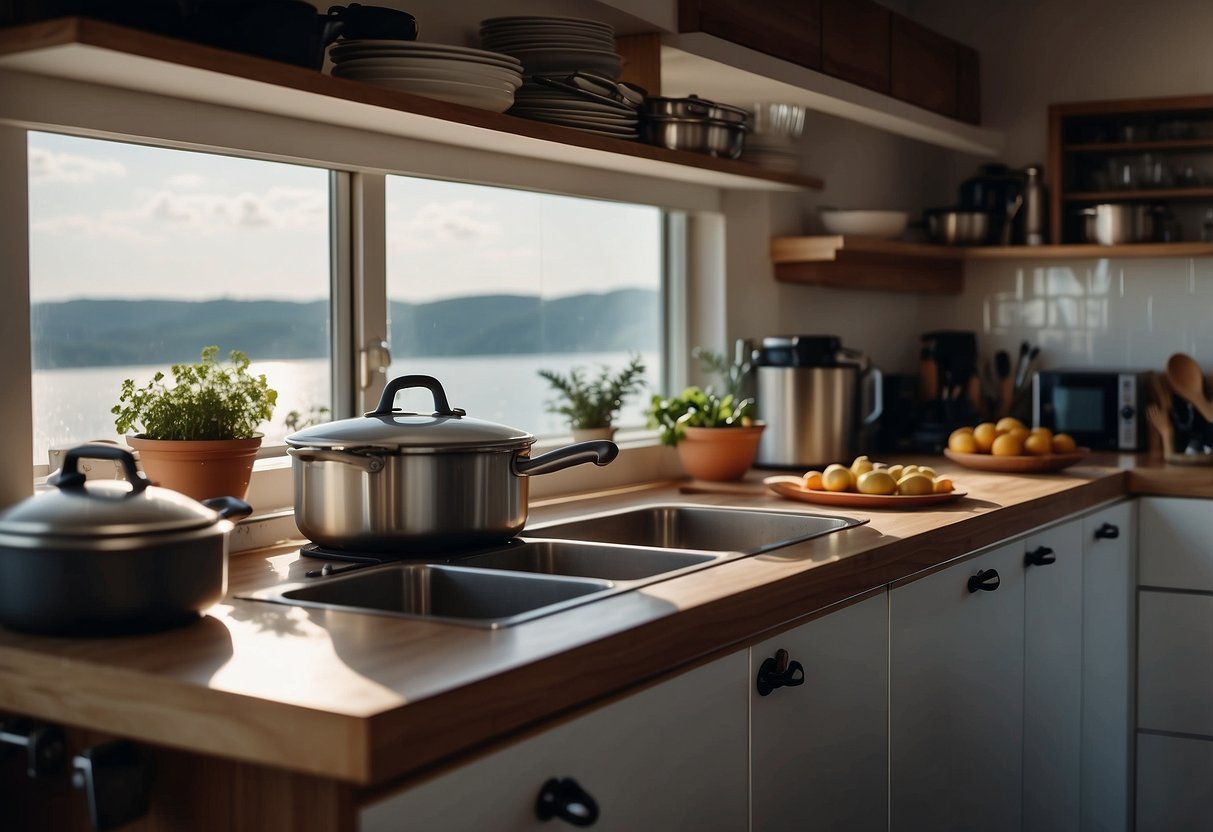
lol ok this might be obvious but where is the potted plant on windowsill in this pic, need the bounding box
[538,354,647,442]
[112,346,278,501]
[647,345,764,481]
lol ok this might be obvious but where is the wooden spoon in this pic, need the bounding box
[1165,353,1213,422]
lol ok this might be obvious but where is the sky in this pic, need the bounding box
[28,131,663,305]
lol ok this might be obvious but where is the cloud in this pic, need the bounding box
[389,200,503,252]
[28,145,127,184]
[166,173,206,188]
[31,214,156,243]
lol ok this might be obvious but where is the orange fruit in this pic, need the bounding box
[933,477,955,494]
[1031,426,1054,443]
[1024,432,1053,456]
[802,470,824,490]
[948,431,978,454]
[995,416,1026,433]
[972,422,999,452]
[1052,433,1077,453]
[991,432,1025,456]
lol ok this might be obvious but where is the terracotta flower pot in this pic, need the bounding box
[676,424,766,481]
[127,435,262,501]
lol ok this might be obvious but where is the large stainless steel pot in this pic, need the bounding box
[285,375,619,552]
[0,444,251,634]
[1081,203,1159,244]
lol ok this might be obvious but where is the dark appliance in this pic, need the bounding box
[1033,369,1150,450]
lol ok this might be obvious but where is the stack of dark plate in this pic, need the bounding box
[479,16,641,139]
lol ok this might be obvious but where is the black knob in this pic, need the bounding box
[756,648,806,696]
[1121,405,1135,419]
[1025,546,1057,567]
[537,777,599,826]
[967,569,1001,593]
[1094,522,1120,540]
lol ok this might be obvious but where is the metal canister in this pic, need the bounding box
[1022,164,1048,245]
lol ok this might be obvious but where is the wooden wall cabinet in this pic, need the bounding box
[678,0,822,70]
[821,0,889,94]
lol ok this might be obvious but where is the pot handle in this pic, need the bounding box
[513,440,619,477]
[287,447,386,473]
[50,444,149,493]
[366,375,467,418]
[200,495,254,521]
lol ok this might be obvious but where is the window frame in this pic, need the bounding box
[3,69,716,507]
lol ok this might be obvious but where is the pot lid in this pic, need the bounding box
[285,375,533,451]
[0,446,227,539]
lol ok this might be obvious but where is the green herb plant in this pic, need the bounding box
[113,346,278,441]
[648,343,755,446]
[538,354,647,430]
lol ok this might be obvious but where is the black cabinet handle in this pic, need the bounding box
[967,568,1001,593]
[1094,522,1120,540]
[1024,546,1056,567]
[537,777,599,826]
[756,648,805,697]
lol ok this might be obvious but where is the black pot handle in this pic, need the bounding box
[50,444,148,493]
[1094,522,1120,540]
[513,441,619,477]
[967,568,1001,593]
[366,375,466,418]
[536,777,599,826]
[1024,546,1056,567]
[200,496,254,521]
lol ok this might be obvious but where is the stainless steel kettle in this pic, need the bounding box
[753,336,882,468]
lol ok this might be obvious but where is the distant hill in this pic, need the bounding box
[31,289,660,369]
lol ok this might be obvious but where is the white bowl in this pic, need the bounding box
[819,209,908,239]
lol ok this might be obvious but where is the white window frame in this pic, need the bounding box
[1,68,718,514]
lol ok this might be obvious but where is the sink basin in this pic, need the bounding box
[247,563,613,628]
[457,540,720,580]
[523,504,861,554]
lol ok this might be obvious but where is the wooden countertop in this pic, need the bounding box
[0,453,1208,788]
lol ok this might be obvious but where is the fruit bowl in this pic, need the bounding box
[765,476,967,509]
[942,448,1091,473]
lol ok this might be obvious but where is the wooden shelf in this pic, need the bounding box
[0,17,824,193]
[771,235,1213,293]
[1065,139,1213,153]
[1063,187,1213,202]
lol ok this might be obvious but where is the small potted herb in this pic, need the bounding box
[113,346,277,500]
[647,346,764,481]
[538,354,647,441]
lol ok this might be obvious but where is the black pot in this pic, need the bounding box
[0,445,251,635]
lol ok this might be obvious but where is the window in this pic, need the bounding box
[384,176,665,434]
[27,132,333,466]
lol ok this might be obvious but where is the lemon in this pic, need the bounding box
[1052,433,1078,453]
[897,473,934,496]
[991,432,1025,456]
[802,470,824,490]
[948,431,978,454]
[857,469,897,495]
[886,464,904,481]
[901,465,919,475]
[933,477,955,494]
[850,455,874,478]
[822,464,854,492]
[972,422,999,452]
[916,466,938,479]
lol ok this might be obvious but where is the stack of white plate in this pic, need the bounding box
[742,102,806,172]
[510,81,640,139]
[479,16,623,79]
[328,40,524,113]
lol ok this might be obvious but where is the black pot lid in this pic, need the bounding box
[285,374,533,451]
[0,479,221,540]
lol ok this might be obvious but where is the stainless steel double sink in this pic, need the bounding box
[242,505,863,628]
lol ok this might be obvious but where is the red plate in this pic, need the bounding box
[942,447,1090,473]
[764,476,966,509]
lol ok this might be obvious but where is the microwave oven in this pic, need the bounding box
[1033,369,1151,451]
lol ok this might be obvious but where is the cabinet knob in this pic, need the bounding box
[756,648,805,697]
[967,568,1001,593]
[536,777,599,826]
[1094,522,1120,540]
[1024,546,1057,567]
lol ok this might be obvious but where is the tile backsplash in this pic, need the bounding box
[953,257,1213,371]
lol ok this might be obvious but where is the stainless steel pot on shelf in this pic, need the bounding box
[1080,203,1160,245]
[285,375,619,553]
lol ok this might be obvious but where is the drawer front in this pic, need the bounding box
[1139,497,1213,591]
[1137,733,1213,832]
[1138,589,1213,736]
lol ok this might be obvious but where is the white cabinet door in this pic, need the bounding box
[890,542,1025,832]
[750,592,888,832]
[1022,517,1084,832]
[360,650,749,832]
[1138,589,1213,737]
[1137,733,1213,832]
[1139,496,1213,591]
[1081,501,1135,832]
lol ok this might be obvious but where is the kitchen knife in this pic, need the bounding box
[1012,341,1030,392]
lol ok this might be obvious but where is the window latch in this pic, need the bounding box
[359,339,391,390]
